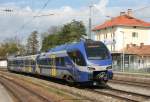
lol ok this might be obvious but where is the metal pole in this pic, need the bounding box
[120,31,125,72]
[89,5,93,39]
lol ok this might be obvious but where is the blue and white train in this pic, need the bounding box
[7,39,113,86]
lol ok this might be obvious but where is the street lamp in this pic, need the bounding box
[120,31,125,72]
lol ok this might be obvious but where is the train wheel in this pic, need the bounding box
[97,80,108,88]
[62,75,67,80]
[66,76,74,85]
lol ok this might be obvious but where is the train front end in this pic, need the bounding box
[84,40,113,85]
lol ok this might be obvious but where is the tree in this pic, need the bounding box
[58,20,86,43]
[41,33,61,52]
[26,31,39,55]
[41,20,87,51]
[0,37,24,59]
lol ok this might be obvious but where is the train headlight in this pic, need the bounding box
[88,67,95,71]
[106,66,112,70]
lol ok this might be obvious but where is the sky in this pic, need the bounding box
[0,0,150,43]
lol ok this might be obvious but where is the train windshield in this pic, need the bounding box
[68,50,86,66]
[85,42,110,60]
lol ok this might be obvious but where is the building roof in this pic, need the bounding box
[125,44,150,56]
[93,15,150,31]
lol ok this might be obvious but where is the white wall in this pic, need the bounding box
[94,26,150,52]
[94,27,117,51]
[115,26,150,51]
[0,60,7,68]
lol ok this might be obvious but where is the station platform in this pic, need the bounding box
[114,71,150,78]
[113,71,150,85]
[0,83,13,102]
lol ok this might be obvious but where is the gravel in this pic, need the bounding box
[11,73,126,102]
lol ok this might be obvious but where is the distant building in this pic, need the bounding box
[93,9,150,72]
[125,43,150,69]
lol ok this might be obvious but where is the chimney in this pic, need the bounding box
[126,44,130,49]
[132,44,136,47]
[127,9,133,16]
[120,12,126,16]
[140,43,144,48]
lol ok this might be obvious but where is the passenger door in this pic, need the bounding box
[50,55,57,77]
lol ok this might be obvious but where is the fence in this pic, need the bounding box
[112,57,150,74]
[112,53,150,74]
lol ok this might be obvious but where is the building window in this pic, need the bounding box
[99,34,101,40]
[132,32,138,38]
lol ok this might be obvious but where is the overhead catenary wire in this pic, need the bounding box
[33,13,54,18]
[132,5,150,19]
[133,5,150,13]
[15,0,51,34]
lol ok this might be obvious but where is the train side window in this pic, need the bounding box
[64,57,73,67]
[68,51,86,66]
[61,58,65,66]
[38,58,49,66]
[56,57,65,66]
[15,60,17,66]
[47,58,52,65]
[37,59,42,65]
[13,60,16,66]
[25,60,29,65]
[56,58,60,66]
[37,59,41,65]
[45,58,49,65]
[19,60,23,67]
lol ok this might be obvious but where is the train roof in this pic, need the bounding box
[7,54,39,60]
[48,39,99,53]
[38,50,68,59]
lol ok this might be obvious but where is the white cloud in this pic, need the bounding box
[94,0,109,15]
[0,5,91,42]
[0,0,150,43]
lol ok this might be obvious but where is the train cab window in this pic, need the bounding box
[85,42,110,60]
[68,51,86,66]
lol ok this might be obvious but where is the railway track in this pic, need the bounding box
[0,68,8,71]
[90,87,150,102]
[109,79,150,89]
[87,77,150,102]
[0,70,93,102]
[0,73,52,102]
[0,69,150,102]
